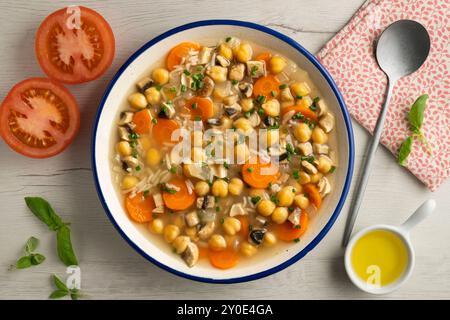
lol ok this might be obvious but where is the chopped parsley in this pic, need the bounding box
[295,225,301,229]
[160,183,177,194]
[279,84,288,90]
[128,132,139,140]
[247,167,253,173]
[225,36,232,42]
[329,166,336,173]
[191,102,198,109]
[271,90,277,97]
[155,85,162,91]
[180,84,187,93]
[251,65,259,76]
[296,95,303,100]
[270,195,280,205]
[231,79,239,85]
[293,169,300,180]
[194,115,202,121]
[256,95,266,104]
[169,166,177,174]
[135,165,141,171]
[169,86,177,93]
[301,155,315,163]
[143,190,150,198]
[183,69,191,76]
[250,196,261,205]
[152,118,158,124]
[223,162,230,169]
[293,238,300,243]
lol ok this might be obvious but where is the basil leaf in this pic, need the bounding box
[56,226,78,266]
[30,253,46,266]
[408,94,428,131]
[53,274,68,291]
[70,291,79,300]
[25,236,39,254]
[24,197,64,231]
[49,290,69,299]
[16,256,32,269]
[398,136,413,166]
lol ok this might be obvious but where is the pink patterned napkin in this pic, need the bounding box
[317,0,450,191]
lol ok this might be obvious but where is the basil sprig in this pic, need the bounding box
[49,275,81,300]
[15,236,45,269]
[397,94,432,166]
[25,197,78,266]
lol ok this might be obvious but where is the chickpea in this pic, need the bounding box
[194,181,210,196]
[234,142,250,164]
[317,155,333,173]
[310,172,323,184]
[212,179,229,198]
[240,98,254,112]
[185,227,198,241]
[220,116,233,129]
[172,215,185,229]
[287,179,302,194]
[138,136,152,151]
[163,224,180,243]
[117,141,132,156]
[121,175,139,190]
[298,171,311,185]
[294,123,312,142]
[269,56,287,74]
[146,147,161,166]
[172,236,191,254]
[152,68,169,85]
[213,86,229,101]
[233,117,253,136]
[263,232,277,246]
[277,186,296,207]
[218,43,233,60]
[144,87,161,105]
[128,92,147,109]
[312,127,328,144]
[149,218,164,234]
[299,95,313,109]
[222,217,241,236]
[262,99,280,117]
[234,42,253,63]
[266,130,279,147]
[294,194,310,210]
[272,207,288,224]
[228,178,244,196]
[291,81,311,97]
[207,65,228,83]
[257,199,276,217]
[240,242,258,257]
[208,234,227,251]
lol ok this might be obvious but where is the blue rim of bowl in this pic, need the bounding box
[91,19,355,284]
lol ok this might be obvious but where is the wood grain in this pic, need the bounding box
[0,0,449,300]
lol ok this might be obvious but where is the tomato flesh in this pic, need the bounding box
[35,6,115,84]
[0,78,80,158]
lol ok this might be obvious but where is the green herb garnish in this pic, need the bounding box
[13,237,45,269]
[279,84,288,90]
[160,183,177,194]
[256,95,266,104]
[225,37,232,42]
[135,165,141,171]
[247,167,253,173]
[152,118,158,124]
[250,196,261,205]
[49,274,82,300]
[293,169,300,180]
[329,166,336,173]
[183,69,191,76]
[191,102,198,109]
[180,84,187,93]
[251,65,258,76]
[231,79,239,85]
[270,195,280,205]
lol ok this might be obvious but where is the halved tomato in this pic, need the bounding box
[35,6,115,84]
[0,78,80,158]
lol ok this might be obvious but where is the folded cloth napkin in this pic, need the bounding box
[317,0,450,191]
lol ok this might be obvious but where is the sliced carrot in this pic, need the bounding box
[281,104,318,122]
[132,109,153,135]
[208,247,239,270]
[303,184,322,209]
[125,192,155,223]
[198,246,209,260]
[241,157,280,189]
[162,177,196,211]
[253,75,280,100]
[255,52,272,66]
[185,97,214,121]
[151,118,180,146]
[274,211,309,242]
[237,216,250,239]
[166,41,201,71]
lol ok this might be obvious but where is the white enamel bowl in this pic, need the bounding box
[92,20,354,283]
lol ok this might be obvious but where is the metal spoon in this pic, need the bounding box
[342,20,430,247]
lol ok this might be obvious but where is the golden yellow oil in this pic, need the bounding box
[351,229,409,286]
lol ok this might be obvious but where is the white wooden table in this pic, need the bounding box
[1,0,449,300]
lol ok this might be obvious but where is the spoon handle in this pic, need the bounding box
[342,79,395,247]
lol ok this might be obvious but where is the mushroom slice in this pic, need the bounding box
[182,242,199,267]
[229,203,248,217]
[216,55,230,67]
[319,112,335,133]
[224,103,242,119]
[122,156,139,169]
[247,112,261,128]
[152,206,165,214]
[207,118,221,126]
[249,228,266,246]
[183,163,210,180]
[118,111,134,125]
[198,76,214,97]
[153,193,164,208]
[246,60,266,78]
[298,142,313,156]
[313,143,329,155]
[316,99,328,117]
[255,216,268,227]
[238,82,253,98]
[288,208,301,226]
[198,221,216,240]
[185,211,200,227]
[198,46,214,64]
[280,87,294,102]
[197,196,215,210]
[118,126,131,141]
[318,176,331,197]
[229,63,245,82]
[302,160,318,175]
[136,77,153,93]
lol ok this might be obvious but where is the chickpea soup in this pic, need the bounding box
[111,37,337,269]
